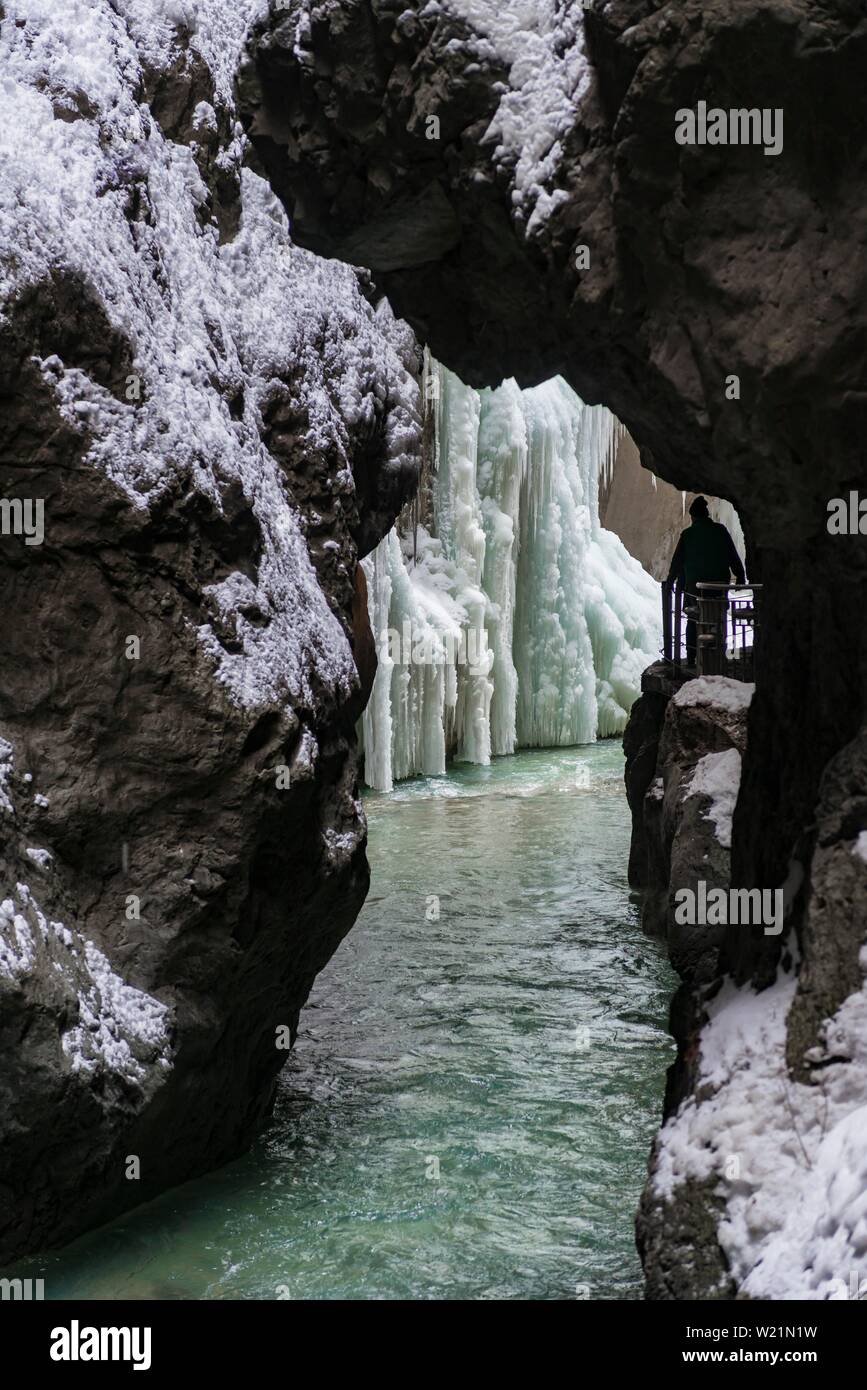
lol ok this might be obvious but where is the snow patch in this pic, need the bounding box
[62,937,171,1081]
[25,847,53,871]
[653,956,867,1299]
[686,748,741,850]
[0,880,171,1084]
[0,896,37,979]
[0,730,170,1086]
[444,1,592,239]
[0,739,14,815]
[673,676,754,715]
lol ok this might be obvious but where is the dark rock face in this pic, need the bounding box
[351,563,378,717]
[239,0,867,950]
[0,7,420,1261]
[625,669,750,1061]
[622,665,671,889]
[637,1175,732,1303]
[627,677,747,1300]
[237,0,867,1297]
[784,728,867,1082]
[626,667,749,971]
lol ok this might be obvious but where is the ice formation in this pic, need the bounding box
[361,359,661,791]
[686,749,742,851]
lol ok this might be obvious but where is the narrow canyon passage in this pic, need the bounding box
[16,746,673,1301]
[2,0,866,1332]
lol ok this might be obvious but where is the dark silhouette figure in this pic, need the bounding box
[667,497,746,667]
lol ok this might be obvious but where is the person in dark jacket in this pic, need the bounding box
[667,496,746,667]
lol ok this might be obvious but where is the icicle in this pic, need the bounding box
[360,539,396,793]
[513,380,599,748]
[430,364,494,765]
[600,416,625,495]
[478,379,527,756]
[361,530,460,791]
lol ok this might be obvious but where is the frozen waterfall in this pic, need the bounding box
[359,358,662,791]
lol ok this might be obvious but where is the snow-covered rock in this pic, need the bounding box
[625,673,752,968]
[638,723,867,1299]
[0,0,420,1260]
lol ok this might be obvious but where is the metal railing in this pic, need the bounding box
[662,581,761,681]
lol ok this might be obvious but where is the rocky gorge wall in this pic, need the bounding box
[624,670,752,1296]
[239,0,867,1297]
[0,0,420,1261]
[3,0,866,1290]
[238,0,867,910]
[599,433,744,583]
[599,434,682,581]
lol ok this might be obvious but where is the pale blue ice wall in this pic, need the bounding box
[360,360,661,791]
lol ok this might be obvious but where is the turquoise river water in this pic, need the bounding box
[21,744,675,1300]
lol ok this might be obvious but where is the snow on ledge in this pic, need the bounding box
[653,957,867,1299]
[62,936,172,1083]
[686,748,741,850]
[673,676,755,715]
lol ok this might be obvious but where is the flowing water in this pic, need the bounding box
[21,744,675,1301]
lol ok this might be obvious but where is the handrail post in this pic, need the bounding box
[671,581,762,684]
[697,584,715,676]
[662,579,672,663]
